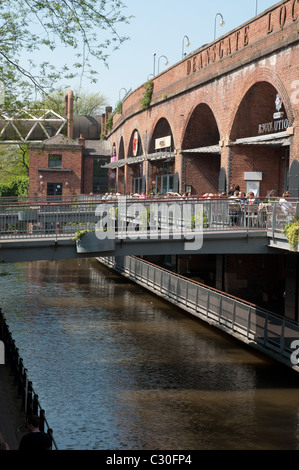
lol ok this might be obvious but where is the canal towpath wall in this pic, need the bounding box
[0,363,27,450]
[0,309,57,450]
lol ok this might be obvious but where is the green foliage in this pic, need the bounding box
[191,211,209,229]
[71,228,95,242]
[140,80,154,110]
[0,176,29,197]
[0,1,131,106]
[105,114,114,131]
[105,100,123,132]
[34,88,108,116]
[115,101,123,114]
[283,217,299,252]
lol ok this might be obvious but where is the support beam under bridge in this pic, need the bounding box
[0,230,271,263]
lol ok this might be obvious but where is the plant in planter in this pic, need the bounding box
[283,216,299,251]
[71,228,95,242]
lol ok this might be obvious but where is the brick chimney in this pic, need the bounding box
[65,90,74,139]
[78,133,85,147]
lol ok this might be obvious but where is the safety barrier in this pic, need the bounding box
[0,196,286,240]
[98,255,299,372]
[0,308,58,449]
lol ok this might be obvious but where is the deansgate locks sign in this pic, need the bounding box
[186,0,298,76]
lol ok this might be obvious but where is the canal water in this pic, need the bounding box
[1,258,299,450]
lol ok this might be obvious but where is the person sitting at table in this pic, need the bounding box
[279,191,295,218]
[238,191,246,202]
[229,190,240,199]
[229,191,241,225]
[246,192,255,204]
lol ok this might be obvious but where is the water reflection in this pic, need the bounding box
[1,258,299,450]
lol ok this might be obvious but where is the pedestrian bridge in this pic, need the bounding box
[0,196,296,263]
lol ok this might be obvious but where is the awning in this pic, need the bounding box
[181,145,221,154]
[103,151,175,169]
[230,131,291,147]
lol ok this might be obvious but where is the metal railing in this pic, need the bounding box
[98,255,299,371]
[0,195,286,241]
[0,308,58,449]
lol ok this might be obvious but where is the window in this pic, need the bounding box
[48,154,62,168]
[93,157,109,193]
[47,183,62,197]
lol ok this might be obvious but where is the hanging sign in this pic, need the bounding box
[133,131,138,157]
[155,135,171,150]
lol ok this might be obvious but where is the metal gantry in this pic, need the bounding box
[0,108,67,144]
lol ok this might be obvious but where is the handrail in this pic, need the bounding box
[98,255,299,371]
[0,198,297,255]
[0,197,272,240]
[0,308,58,450]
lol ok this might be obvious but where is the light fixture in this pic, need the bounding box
[214,13,225,40]
[158,55,169,74]
[153,53,156,77]
[118,88,127,103]
[182,35,191,59]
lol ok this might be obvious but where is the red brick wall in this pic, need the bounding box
[184,154,220,196]
[109,0,298,196]
[29,148,83,197]
[230,146,286,196]
[83,157,93,195]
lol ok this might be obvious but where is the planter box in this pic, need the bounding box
[75,231,115,253]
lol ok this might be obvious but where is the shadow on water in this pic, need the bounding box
[1,258,299,450]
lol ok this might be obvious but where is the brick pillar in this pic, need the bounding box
[64,90,74,139]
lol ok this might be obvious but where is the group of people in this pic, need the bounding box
[0,415,52,451]
[98,186,293,204]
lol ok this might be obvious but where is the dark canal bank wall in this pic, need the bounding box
[0,309,57,450]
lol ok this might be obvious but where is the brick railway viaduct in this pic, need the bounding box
[104,0,299,199]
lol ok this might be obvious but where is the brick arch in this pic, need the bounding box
[228,66,294,139]
[118,137,124,159]
[127,128,144,158]
[182,102,220,150]
[148,116,174,153]
[180,90,223,147]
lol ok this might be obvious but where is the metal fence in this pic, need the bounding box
[0,308,58,449]
[98,255,299,372]
[1,195,296,240]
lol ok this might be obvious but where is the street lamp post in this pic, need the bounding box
[182,35,190,59]
[153,53,156,77]
[214,13,225,40]
[158,55,169,74]
[255,0,258,15]
[118,88,127,103]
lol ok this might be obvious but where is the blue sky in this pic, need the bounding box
[57,0,278,109]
